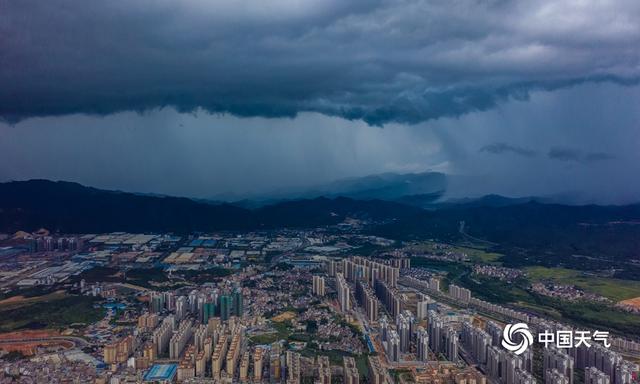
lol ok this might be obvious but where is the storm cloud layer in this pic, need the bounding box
[1,81,639,203]
[2,1,640,203]
[2,0,640,125]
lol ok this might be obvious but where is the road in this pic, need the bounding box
[0,335,90,348]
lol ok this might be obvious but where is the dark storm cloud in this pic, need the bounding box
[480,142,536,157]
[2,0,640,124]
[1,82,639,203]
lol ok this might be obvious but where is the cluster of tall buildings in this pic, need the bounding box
[546,368,571,384]
[461,322,492,367]
[326,256,638,384]
[428,277,441,292]
[332,257,403,321]
[416,294,437,320]
[343,356,359,384]
[103,335,135,364]
[403,275,441,294]
[149,291,176,313]
[341,256,400,288]
[31,235,83,253]
[461,320,534,384]
[486,345,535,384]
[571,341,639,384]
[175,319,247,380]
[103,285,252,382]
[380,317,401,362]
[151,315,175,357]
[533,320,640,384]
[150,287,244,322]
[460,319,639,384]
[585,366,611,384]
[416,326,430,362]
[368,355,387,384]
[374,280,402,318]
[170,319,194,359]
[469,297,532,323]
[448,284,472,303]
[137,312,159,331]
[427,310,458,363]
[389,257,411,269]
[355,280,379,321]
[379,309,441,364]
[543,347,574,384]
[396,310,416,353]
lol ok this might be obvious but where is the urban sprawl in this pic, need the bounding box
[0,225,638,384]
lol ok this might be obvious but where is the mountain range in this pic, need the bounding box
[3,178,640,278]
[0,179,419,233]
[220,171,446,208]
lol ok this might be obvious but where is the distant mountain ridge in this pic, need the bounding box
[431,194,544,208]
[219,171,447,207]
[0,180,421,233]
[3,179,640,280]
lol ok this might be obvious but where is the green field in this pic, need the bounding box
[459,274,531,304]
[558,302,640,335]
[416,262,640,336]
[453,245,503,264]
[459,274,640,336]
[250,320,293,345]
[408,241,503,264]
[525,266,640,302]
[249,333,279,344]
[515,301,563,318]
[0,294,104,331]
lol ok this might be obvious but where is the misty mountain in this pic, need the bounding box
[431,194,544,209]
[0,180,420,233]
[427,188,626,209]
[225,171,447,208]
[3,179,640,279]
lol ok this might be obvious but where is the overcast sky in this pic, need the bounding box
[1,0,640,202]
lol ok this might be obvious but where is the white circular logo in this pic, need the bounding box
[502,323,533,355]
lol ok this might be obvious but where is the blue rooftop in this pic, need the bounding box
[144,364,177,381]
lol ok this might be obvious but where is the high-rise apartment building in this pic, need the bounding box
[343,356,359,384]
[312,275,326,296]
[336,273,351,312]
